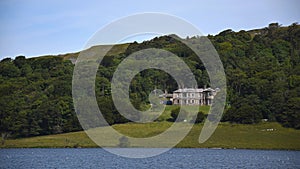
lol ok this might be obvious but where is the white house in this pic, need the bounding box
[172,88,217,105]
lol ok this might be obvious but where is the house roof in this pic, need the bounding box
[173,88,215,93]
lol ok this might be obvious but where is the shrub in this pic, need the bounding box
[170,107,188,122]
[194,111,206,123]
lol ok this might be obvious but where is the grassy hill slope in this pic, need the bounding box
[2,122,300,150]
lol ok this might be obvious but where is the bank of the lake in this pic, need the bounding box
[1,122,300,150]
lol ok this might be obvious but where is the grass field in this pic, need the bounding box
[1,122,300,150]
[150,105,210,122]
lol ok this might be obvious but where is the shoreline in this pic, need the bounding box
[1,147,300,151]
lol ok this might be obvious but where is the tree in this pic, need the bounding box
[223,95,263,124]
[193,111,206,123]
[276,97,300,129]
[0,61,20,77]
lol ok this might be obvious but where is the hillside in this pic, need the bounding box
[0,23,300,143]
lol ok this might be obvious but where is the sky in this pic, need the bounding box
[0,0,299,60]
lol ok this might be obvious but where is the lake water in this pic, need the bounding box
[0,148,299,169]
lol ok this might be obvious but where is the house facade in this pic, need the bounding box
[172,88,217,105]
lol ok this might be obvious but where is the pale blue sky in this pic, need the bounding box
[0,0,299,59]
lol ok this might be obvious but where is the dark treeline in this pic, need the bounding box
[0,23,299,139]
[0,56,81,139]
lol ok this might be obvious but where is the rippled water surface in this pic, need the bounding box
[1,148,299,169]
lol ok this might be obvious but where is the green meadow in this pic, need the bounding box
[2,122,300,150]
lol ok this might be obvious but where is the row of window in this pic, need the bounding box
[174,99,212,105]
[174,93,212,98]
